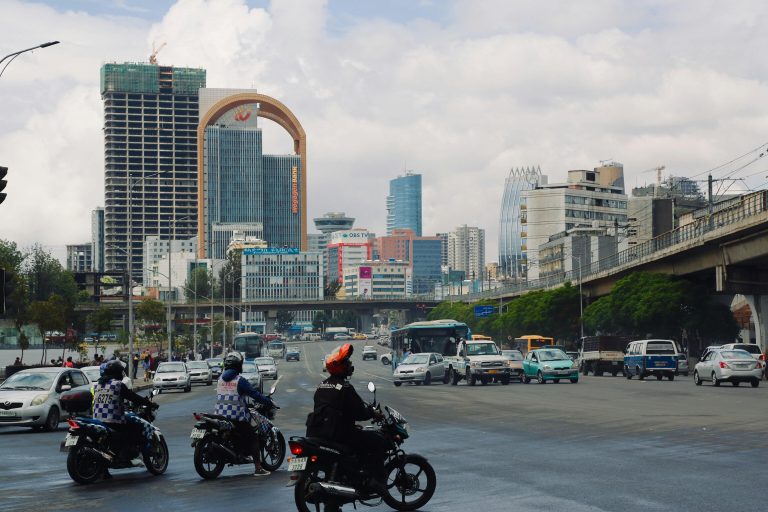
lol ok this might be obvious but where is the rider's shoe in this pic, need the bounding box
[253,466,271,477]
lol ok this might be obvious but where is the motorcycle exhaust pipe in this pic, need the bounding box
[82,446,113,463]
[308,482,359,500]
[209,441,237,463]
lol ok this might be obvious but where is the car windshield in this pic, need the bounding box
[254,358,274,365]
[207,359,222,365]
[188,362,208,369]
[538,349,569,361]
[157,363,185,373]
[731,344,761,355]
[721,350,755,360]
[501,350,523,360]
[403,354,430,365]
[242,363,257,373]
[466,342,498,356]
[82,368,101,381]
[0,371,55,390]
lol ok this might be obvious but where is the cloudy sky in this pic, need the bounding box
[2,0,768,263]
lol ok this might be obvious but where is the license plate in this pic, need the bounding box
[487,370,498,374]
[0,410,17,417]
[655,362,667,366]
[288,457,307,471]
[190,428,206,439]
[65,434,78,446]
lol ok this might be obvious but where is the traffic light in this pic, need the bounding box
[0,166,7,205]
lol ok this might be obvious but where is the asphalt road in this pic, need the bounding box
[1,339,767,512]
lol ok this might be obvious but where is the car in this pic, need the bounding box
[566,351,580,362]
[253,356,278,380]
[206,357,223,379]
[0,367,90,431]
[501,349,525,381]
[285,347,301,361]
[187,361,213,385]
[380,353,392,365]
[352,333,368,340]
[677,353,690,376]
[241,362,264,392]
[693,348,763,387]
[153,362,191,393]
[521,348,579,384]
[361,346,378,361]
[393,353,448,386]
[333,333,352,341]
[377,337,391,347]
[719,343,765,370]
[80,365,133,390]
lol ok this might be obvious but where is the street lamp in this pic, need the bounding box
[0,41,59,79]
[166,215,192,361]
[573,255,584,340]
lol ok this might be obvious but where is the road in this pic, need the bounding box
[1,339,767,511]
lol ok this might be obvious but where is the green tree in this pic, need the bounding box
[324,280,341,298]
[313,311,331,331]
[276,310,295,333]
[88,306,114,357]
[27,295,67,364]
[136,299,166,337]
[185,266,213,302]
[218,251,242,299]
[23,244,78,306]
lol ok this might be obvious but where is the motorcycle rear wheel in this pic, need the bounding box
[294,469,344,512]
[382,454,437,511]
[66,443,105,485]
[193,437,225,479]
[260,430,286,472]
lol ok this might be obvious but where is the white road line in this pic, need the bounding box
[357,370,393,383]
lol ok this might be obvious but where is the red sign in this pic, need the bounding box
[291,166,299,214]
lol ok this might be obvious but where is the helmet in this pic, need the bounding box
[223,351,244,373]
[100,360,124,380]
[325,343,354,377]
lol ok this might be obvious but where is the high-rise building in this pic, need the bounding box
[499,166,541,279]
[311,212,355,277]
[142,235,197,287]
[91,207,105,273]
[326,229,372,285]
[448,225,485,281]
[66,244,92,273]
[197,89,307,257]
[101,62,206,284]
[436,232,449,267]
[386,171,422,236]
[375,229,442,294]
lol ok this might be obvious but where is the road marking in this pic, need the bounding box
[357,370,393,383]
[286,388,297,393]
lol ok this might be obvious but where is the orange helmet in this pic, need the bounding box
[325,343,354,377]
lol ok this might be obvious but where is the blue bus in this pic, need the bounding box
[389,319,470,369]
[233,332,265,361]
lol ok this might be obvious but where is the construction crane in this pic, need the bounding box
[641,165,666,196]
[149,42,166,65]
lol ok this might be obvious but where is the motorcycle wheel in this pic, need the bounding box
[144,435,169,475]
[66,443,105,485]
[193,437,225,479]
[382,454,437,511]
[294,469,337,512]
[260,430,286,472]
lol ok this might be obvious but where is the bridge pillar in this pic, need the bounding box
[359,310,373,334]
[264,310,277,334]
[743,295,768,353]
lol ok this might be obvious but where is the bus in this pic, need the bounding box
[323,327,351,341]
[471,334,493,341]
[512,335,555,354]
[233,332,265,360]
[389,319,470,369]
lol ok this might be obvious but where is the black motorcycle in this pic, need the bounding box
[190,379,286,478]
[60,389,168,484]
[289,382,437,512]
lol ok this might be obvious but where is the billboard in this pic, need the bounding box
[358,266,373,297]
[243,247,299,255]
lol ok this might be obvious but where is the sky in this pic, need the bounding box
[3,0,768,265]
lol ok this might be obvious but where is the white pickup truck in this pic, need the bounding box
[445,339,511,386]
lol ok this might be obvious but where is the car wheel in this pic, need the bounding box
[712,372,720,387]
[381,357,389,365]
[184,383,191,392]
[42,406,60,432]
[480,375,489,386]
[537,371,545,384]
[694,371,702,386]
[611,370,618,377]
[625,366,632,379]
[570,377,579,384]
[423,372,431,386]
[668,374,675,381]
[467,369,476,386]
[451,368,461,386]
[553,379,560,384]
[637,367,645,380]
[500,375,510,385]
[207,379,212,386]
[442,371,450,384]
[393,381,402,387]
[751,379,760,388]
[521,372,530,384]
[656,374,663,381]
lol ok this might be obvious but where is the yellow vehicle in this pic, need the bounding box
[352,333,368,340]
[471,334,493,341]
[513,335,555,354]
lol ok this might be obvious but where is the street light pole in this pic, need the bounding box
[0,41,59,79]
[574,255,584,339]
[167,215,191,361]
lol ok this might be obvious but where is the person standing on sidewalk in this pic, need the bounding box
[132,353,139,379]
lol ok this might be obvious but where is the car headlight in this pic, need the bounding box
[415,367,427,372]
[470,362,479,368]
[543,365,552,370]
[31,393,49,406]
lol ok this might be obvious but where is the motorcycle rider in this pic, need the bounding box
[306,343,388,493]
[92,359,157,476]
[215,351,274,476]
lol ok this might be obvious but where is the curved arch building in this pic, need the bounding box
[498,166,541,278]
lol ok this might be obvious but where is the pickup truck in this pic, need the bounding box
[579,336,630,376]
[445,339,510,386]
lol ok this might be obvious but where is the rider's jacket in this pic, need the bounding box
[306,374,373,441]
[92,379,126,424]
[214,369,272,422]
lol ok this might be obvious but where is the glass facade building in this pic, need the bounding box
[498,166,540,278]
[386,172,422,236]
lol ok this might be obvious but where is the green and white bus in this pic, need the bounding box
[389,319,470,369]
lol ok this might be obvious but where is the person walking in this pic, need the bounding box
[132,353,139,379]
[63,356,74,368]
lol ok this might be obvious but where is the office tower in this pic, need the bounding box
[66,244,92,272]
[325,229,372,284]
[436,232,449,267]
[102,62,206,284]
[91,207,105,272]
[198,89,307,257]
[311,212,354,278]
[375,229,442,294]
[448,225,486,281]
[499,166,541,279]
[386,171,422,236]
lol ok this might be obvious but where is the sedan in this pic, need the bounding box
[81,365,133,390]
[501,350,525,381]
[393,353,448,386]
[694,349,763,387]
[206,358,223,379]
[0,367,90,431]
[286,348,301,361]
[153,362,191,393]
[253,357,278,380]
[187,361,213,385]
[241,362,263,392]
[362,346,378,361]
[521,349,579,384]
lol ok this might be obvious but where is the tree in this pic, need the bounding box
[218,251,242,299]
[276,310,295,333]
[23,244,78,306]
[27,295,67,364]
[136,299,166,337]
[324,280,341,298]
[88,306,113,358]
[185,266,213,302]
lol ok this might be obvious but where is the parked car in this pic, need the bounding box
[253,357,278,380]
[286,347,301,361]
[393,353,448,386]
[187,361,213,386]
[206,358,223,379]
[380,353,392,365]
[677,353,690,376]
[0,367,90,431]
[240,362,263,392]
[693,349,763,387]
[361,346,378,361]
[501,350,525,381]
[153,362,191,393]
[521,348,579,384]
[81,365,133,390]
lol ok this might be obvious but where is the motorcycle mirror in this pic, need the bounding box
[151,389,159,397]
[367,381,376,393]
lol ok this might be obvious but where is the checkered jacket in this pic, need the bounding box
[215,375,250,421]
[92,379,125,424]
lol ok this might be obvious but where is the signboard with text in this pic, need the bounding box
[474,305,495,318]
[243,247,300,255]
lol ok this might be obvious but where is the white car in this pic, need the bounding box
[153,362,191,393]
[0,367,90,431]
[253,357,278,380]
[380,353,392,365]
[333,333,352,340]
[362,346,378,361]
[81,365,133,390]
[241,362,263,392]
[393,353,448,386]
[694,349,763,387]
[186,361,213,386]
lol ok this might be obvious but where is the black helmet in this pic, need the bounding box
[223,352,243,373]
[100,360,124,380]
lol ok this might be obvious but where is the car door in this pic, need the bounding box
[428,354,443,378]
[700,351,715,380]
[523,352,534,376]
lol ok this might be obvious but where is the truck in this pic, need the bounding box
[578,336,630,376]
[446,338,511,386]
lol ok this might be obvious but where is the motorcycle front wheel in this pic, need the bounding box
[193,437,225,479]
[260,429,286,472]
[382,454,437,511]
[144,435,169,475]
[66,442,106,485]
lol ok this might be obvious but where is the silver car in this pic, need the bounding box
[153,362,191,393]
[694,349,763,387]
[187,361,213,386]
[393,353,447,386]
[81,365,133,390]
[241,362,264,392]
[0,367,89,431]
[253,357,278,380]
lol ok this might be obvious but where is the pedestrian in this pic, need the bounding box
[142,355,151,382]
[13,357,21,366]
[63,356,74,368]
[132,353,139,379]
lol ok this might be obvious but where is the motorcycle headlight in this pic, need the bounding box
[31,393,49,406]
[543,365,552,370]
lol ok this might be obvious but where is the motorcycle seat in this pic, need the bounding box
[304,437,351,454]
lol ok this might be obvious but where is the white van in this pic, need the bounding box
[624,339,679,381]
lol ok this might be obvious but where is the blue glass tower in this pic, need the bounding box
[386,172,422,236]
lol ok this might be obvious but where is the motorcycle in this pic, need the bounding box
[288,382,437,512]
[190,378,286,479]
[60,389,168,484]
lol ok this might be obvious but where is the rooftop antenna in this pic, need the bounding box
[599,158,613,166]
[149,41,166,65]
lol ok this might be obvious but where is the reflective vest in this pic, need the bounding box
[92,379,125,424]
[215,375,249,421]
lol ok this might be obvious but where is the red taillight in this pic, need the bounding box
[67,419,79,429]
[193,412,202,421]
[760,354,766,361]
[289,442,303,456]
[719,361,729,369]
